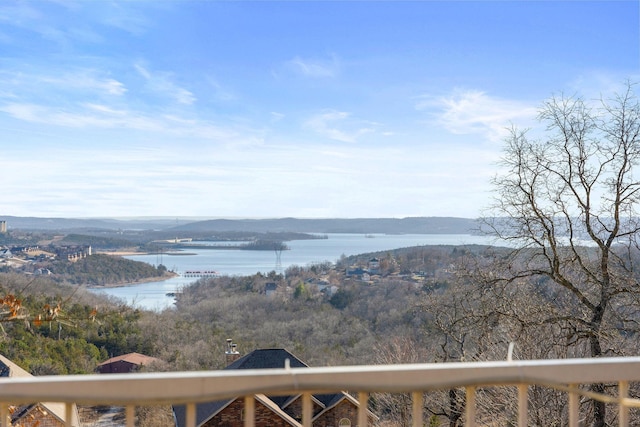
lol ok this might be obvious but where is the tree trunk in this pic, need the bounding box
[449,388,462,427]
[590,306,605,427]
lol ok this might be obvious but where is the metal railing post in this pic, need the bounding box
[0,403,7,427]
[302,393,312,427]
[186,402,196,427]
[65,402,74,427]
[465,386,476,427]
[125,405,135,427]
[517,384,528,427]
[619,381,629,427]
[358,392,368,427]
[244,395,255,427]
[568,384,579,427]
[412,391,423,427]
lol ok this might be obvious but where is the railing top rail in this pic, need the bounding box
[0,356,639,406]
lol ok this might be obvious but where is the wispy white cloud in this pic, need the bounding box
[286,54,340,78]
[0,2,106,48]
[0,69,127,99]
[0,62,256,145]
[134,63,196,105]
[134,63,151,80]
[303,110,377,143]
[0,103,160,130]
[98,2,151,36]
[568,71,640,103]
[102,79,127,96]
[0,102,246,142]
[205,77,237,102]
[270,112,285,122]
[418,89,537,142]
[47,73,127,96]
[83,103,127,115]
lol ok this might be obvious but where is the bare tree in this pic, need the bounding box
[372,336,429,426]
[485,81,640,426]
[422,252,565,426]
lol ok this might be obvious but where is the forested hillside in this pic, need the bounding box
[48,254,171,285]
[143,244,491,369]
[0,274,155,375]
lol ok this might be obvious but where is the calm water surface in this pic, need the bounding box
[89,233,496,311]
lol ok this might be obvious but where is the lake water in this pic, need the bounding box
[89,233,497,311]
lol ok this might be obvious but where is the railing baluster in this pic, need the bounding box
[0,358,638,427]
[517,384,528,427]
[244,395,255,427]
[619,380,629,427]
[126,404,135,427]
[358,391,368,427]
[65,402,73,427]
[465,386,476,427]
[0,403,7,427]
[568,384,578,427]
[185,402,196,427]
[302,393,312,427]
[412,391,422,427]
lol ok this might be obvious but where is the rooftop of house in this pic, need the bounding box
[173,347,355,427]
[226,348,307,370]
[0,354,80,426]
[97,352,161,367]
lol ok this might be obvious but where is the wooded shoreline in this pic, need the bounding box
[88,271,178,288]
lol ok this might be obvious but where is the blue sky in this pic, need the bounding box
[0,1,638,219]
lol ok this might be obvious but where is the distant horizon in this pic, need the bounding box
[1,214,480,221]
[0,215,481,234]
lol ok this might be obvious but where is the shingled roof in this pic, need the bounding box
[173,348,354,427]
[97,352,161,367]
[0,354,81,426]
[226,348,308,370]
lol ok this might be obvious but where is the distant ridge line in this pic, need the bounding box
[173,217,480,234]
[0,216,479,234]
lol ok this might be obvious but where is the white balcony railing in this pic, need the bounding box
[2,356,640,427]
